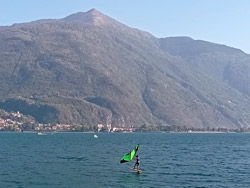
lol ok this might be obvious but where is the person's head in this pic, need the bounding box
[136,155,138,158]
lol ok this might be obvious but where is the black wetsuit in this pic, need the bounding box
[134,157,140,169]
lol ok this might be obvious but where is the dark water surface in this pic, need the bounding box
[1,132,250,188]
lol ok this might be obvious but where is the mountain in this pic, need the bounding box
[160,37,250,96]
[1,9,250,129]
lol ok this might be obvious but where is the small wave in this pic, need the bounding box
[57,156,87,161]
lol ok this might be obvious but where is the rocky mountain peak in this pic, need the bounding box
[62,8,112,26]
[87,8,102,16]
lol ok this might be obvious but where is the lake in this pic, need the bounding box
[1,132,250,188]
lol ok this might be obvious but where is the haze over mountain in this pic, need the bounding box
[1,9,250,129]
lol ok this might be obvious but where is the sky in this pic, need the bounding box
[1,0,250,54]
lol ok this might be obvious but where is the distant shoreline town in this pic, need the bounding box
[1,111,250,133]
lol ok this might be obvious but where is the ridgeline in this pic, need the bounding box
[1,9,250,129]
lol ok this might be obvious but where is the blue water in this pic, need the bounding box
[1,132,250,188]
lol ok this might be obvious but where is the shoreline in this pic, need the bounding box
[0,131,249,134]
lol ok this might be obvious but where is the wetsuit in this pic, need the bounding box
[134,157,140,169]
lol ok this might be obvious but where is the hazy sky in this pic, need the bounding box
[1,0,249,53]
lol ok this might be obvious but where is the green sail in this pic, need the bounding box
[119,144,140,164]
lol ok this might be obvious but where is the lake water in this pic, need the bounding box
[1,132,250,188]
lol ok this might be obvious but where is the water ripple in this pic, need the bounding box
[1,133,250,187]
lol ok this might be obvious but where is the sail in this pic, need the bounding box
[119,144,140,164]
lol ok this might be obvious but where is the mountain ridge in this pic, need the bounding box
[63,8,112,25]
[1,9,250,129]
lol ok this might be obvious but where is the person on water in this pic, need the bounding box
[133,155,140,169]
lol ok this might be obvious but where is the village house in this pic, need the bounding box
[97,124,104,132]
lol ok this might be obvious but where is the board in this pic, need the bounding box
[129,168,142,172]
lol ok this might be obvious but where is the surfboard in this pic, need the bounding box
[129,168,142,172]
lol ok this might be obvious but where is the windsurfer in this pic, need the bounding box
[133,155,140,169]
